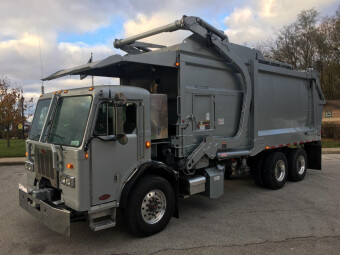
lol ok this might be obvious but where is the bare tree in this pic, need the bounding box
[260,7,340,99]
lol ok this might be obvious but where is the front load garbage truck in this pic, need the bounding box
[19,16,325,237]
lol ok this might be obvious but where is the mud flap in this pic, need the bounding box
[304,141,322,170]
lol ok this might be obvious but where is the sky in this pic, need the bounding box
[0,0,339,117]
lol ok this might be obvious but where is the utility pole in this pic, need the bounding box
[21,90,25,139]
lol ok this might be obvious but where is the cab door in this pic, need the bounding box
[90,101,139,205]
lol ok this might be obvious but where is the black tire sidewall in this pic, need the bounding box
[249,153,267,187]
[125,175,175,236]
[224,166,233,179]
[288,148,307,182]
[264,151,288,190]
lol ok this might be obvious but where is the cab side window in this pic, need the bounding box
[94,102,115,136]
[94,102,136,136]
[123,103,137,134]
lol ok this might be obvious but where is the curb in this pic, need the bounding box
[322,151,340,154]
[0,157,26,166]
[0,162,25,166]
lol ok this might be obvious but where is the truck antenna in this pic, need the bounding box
[91,53,94,88]
[37,27,45,94]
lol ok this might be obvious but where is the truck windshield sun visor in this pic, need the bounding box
[47,96,92,148]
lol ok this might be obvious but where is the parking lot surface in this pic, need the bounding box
[0,155,340,255]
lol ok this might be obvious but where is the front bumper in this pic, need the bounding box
[19,183,71,236]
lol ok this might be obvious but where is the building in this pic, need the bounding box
[322,100,340,125]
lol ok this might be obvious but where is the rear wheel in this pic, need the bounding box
[224,166,233,179]
[263,151,288,190]
[122,175,175,237]
[287,148,307,182]
[249,153,266,187]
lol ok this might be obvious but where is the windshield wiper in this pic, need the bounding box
[48,133,65,151]
[30,134,41,141]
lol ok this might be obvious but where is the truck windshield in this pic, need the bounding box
[47,96,92,147]
[28,98,51,141]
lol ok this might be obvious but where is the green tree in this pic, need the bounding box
[0,77,33,147]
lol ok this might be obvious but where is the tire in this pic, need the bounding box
[263,151,288,190]
[224,166,233,179]
[287,148,307,182]
[249,153,266,187]
[122,175,175,237]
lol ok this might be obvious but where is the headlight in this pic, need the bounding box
[66,177,71,186]
[60,174,75,188]
[25,161,34,172]
[60,175,66,185]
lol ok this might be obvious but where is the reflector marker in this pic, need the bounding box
[265,140,316,150]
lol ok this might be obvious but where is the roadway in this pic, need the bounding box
[1,155,340,254]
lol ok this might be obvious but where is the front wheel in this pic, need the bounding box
[123,175,175,237]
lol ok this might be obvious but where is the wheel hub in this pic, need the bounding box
[297,155,306,175]
[141,189,166,224]
[275,160,286,182]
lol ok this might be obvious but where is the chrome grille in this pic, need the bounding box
[35,147,58,186]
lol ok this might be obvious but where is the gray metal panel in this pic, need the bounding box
[150,94,168,140]
[43,49,177,81]
[177,52,245,157]
[91,134,138,205]
[19,184,71,236]
[257,71,309,136]
[203,168,224,199]
[42,55,122,80]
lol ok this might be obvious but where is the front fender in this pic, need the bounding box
[119,161,179,218]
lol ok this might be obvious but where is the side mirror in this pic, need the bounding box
[114,92,127,105]
[117,134,128,145]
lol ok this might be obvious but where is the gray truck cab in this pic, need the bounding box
[20,86,170,235]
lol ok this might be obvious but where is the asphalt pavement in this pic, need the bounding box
[0,155,340,254]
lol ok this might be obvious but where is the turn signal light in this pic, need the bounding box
[146,141,151,148]
[25,152,28,157]
[175,62,180,67]
[89,87,94,91]
[66,163,74,169]
[63,90,68,93]
[85,152,89,159]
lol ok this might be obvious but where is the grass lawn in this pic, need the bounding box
[0,139,26,158]
[322,138,340,148]
[0,137,338,158]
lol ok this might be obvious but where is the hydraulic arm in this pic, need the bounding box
[114,16,252,170]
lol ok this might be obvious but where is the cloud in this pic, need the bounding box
[0,0,339,119]
[224,0,339,45]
